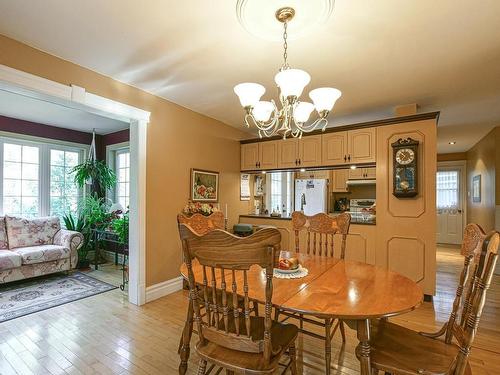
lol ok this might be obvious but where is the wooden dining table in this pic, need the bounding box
[179,253,423,375]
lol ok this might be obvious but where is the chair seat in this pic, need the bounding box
[14,245,70,265]
[196,316,298,373]
[0,250,22,271]
[365,320,468,375]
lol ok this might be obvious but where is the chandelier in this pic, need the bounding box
[234,7,341,139]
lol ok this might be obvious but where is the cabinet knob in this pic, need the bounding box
[344,155,347,162]
[298,159,301,165]
[348,155,351,161]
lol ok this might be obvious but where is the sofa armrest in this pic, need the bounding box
[54,229,84,268]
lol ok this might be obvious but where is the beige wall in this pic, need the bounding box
[466,128,497,232]
[0,35,252,286]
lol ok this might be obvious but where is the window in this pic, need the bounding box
[3,143,40,217]
[0,137,84,218]
[116,150,130,210]
[50,149,80,217]
[436,170,459,209]
[267,172,294,216]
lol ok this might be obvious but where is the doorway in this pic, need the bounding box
[436,161,466,245]
[0,64,150,305]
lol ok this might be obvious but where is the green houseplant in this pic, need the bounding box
[112,211,129,245]
[71,159,117,197]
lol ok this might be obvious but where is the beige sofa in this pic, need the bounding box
[0,216,83,284]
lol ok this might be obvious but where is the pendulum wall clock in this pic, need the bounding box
[391,137,419,198]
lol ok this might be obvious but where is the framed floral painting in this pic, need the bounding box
[191,169,219,202]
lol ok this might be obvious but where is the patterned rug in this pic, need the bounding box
[0,272,117,322]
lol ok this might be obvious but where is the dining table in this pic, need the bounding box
[179,253,423,375]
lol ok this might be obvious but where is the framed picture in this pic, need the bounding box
[472,175,481,203]
[191,169,219,202]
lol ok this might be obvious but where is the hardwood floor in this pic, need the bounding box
[0,246,498,374]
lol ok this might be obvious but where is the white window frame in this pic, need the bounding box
[106,141,130,208]
[0,132,86,217]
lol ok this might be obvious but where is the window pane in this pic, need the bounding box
[3,143,40,217]
[23,146,39,163]
[115,150,130,211]
[4,144,21,162]
[4,180,21,196]
[49,149,81,217]
[436,171,459,209]
[22,164,39,180]
[4,161,21,179]
[50,149,65,166]
[22,180,38,196]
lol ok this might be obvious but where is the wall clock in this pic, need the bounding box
[391,137,419,198]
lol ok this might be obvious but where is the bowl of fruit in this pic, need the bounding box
[276,251,301,274]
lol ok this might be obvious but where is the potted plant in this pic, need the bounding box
[62,212,91,269]
[71,159,117,197]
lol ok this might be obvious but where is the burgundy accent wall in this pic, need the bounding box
[0,115,129,161]
[0,115,93,144]
[96,128,130,160]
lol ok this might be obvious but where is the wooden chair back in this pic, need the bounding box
[177,212,225,235]
[444,224,499,374]
[179,224,281,363]
[291,211,351,258]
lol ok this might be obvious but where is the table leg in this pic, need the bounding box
[179,300,194,375]
[94,230,99,270]
[356,319,372,375]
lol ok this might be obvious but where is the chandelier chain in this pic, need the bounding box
[282,21,289,70]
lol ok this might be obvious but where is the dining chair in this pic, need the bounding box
[177,212,259,374]
[275,211,351,375]
[364,224,499,375]
[180,224,299,374]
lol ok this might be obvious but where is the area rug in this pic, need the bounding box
[0,272,117,322]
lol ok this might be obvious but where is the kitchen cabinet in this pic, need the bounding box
[347,128,376,163]
[278,138,299,168]
[278,135,321,168]
[348,167,376,179]
[240,141,278,170]
[299,135,322,167]
[322,131,348,165]
[330,169,349,192]
[296,170,329,180]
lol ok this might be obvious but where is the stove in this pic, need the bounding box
[349,199,376,221]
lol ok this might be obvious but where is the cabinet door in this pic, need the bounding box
[259,141,278,170]
[278,138,299,168]
[298,135,322,167]
[322,132,348,166]
[364,167,376,179]
[348,168,365,179]
[241,143,260,170]
[331,169,349,192]
[347,128,376,163]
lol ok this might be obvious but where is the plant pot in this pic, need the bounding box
[77,259,91,269]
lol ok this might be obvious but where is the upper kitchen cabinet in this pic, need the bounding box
[347,128,376,163]
[241,141,278,170]
[259,141,278,169]
[298,135,322,167]
[241,143,259,170]
[322,131,348,165]
[278,138,299,168]
[330,169,349,192]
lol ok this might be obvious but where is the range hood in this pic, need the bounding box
[346,179,376,186]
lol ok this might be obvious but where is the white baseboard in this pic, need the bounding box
[145,276,183,303]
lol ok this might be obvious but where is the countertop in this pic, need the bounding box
[239,213,376,225]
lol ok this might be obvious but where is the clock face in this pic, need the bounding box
[395,148,415,165]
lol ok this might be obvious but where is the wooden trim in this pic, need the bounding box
[241,162,376,173]
[240,112,440,144]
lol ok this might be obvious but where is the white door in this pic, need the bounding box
[436,166,464,245]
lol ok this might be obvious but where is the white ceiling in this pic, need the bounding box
[0,90,129,135]
[0,0,499,152]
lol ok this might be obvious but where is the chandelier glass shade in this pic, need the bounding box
[234,7,341,139]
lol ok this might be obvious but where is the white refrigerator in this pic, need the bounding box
[294,179,328,216]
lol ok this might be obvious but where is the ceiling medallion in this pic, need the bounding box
[234,6,341,139]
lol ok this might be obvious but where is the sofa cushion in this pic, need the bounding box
[0,250,22,270]
[5,216,61,249]
[14,245,71,265]
[0,216,8,249]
